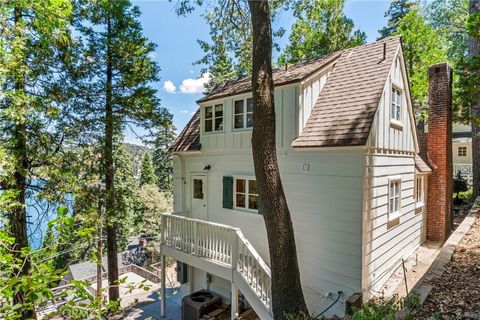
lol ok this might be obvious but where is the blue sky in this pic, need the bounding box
[126,0,391,144]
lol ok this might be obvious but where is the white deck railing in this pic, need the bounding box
[161,213,272,316]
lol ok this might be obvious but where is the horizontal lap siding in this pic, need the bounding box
[363,51,424,297]
[183,149,364,315]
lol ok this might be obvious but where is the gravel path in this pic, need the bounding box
[413,209,480,319]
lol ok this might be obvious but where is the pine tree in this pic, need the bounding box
[277,0,366,64]
[378,0,418,39]
[71,0,172,302]
[140,152,156,186]
[0,2,72,317]
[153,126,175,193]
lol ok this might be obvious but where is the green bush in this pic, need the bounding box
[352,293,421,320]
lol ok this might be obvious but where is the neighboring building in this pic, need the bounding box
[161,37,452,319]
[452,123,472,183]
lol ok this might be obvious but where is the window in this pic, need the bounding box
[234,178,259,212]
[458,146,467,157]
[416,176,423,204]
[391,86,402,121]
[389,179,401,219]
[204,104,223,132]
[234,98,253,129]
[193,179,204,199]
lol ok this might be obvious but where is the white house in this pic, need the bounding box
[159,37,453,319]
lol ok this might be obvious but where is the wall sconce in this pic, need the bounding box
[203,164,211,170]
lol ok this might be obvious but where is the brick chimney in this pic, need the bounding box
[426,63,453,242]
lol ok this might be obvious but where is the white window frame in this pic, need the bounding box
[233,97,253,130]
[391,85,402,122]
[204,104,224,133]
[415,176,424,207]
[388,177,402,220]
[233,176,259,213]
[458,146,467,157]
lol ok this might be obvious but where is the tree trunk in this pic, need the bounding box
[105,12,119,303]
[471,0,480,199]
[97,197,103,302]
[470,1,480,197]
[11,7,36,319]
[247,1,309,318]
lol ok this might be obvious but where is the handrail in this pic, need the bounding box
[161,213,273,315]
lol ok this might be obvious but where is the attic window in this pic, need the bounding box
[391,86,402,122]
[458,146,467,157]
[234,98,253,129]
[205,104,223,133]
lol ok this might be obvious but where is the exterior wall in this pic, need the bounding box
[179,149,365,315]
[363,50,425,296]
[175,76,365,315]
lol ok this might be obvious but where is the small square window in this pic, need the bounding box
[458,146,467,157]
[234,98,253,129]
[204,104,223,132]
[234,177,260,213]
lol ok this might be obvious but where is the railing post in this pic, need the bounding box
[230,230,239,320]
[193,221,197,255]
[160,254,166,319]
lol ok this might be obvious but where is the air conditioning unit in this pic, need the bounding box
[182,289,221,320]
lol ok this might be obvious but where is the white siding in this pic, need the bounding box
[362,51,425,297]
[179,147,364,315]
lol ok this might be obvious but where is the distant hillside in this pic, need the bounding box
[123,143,152,178]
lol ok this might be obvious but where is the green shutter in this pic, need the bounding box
[223,176,233,209]
[257,196,262,214]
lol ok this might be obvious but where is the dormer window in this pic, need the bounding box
[391,86,402,121]
[205,104,223,133]
[234,98,253,129]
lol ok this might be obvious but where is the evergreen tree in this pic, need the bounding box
[394,9,448,117]
[277,0,366,64]
[0,2,73,317]
[153,126,175,193]
[378,0,418,39]
[71,0,172,301]
[139,152,156,186]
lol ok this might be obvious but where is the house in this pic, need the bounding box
[452,123,473,183]
[160,37,453,319]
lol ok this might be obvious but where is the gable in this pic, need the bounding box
[292,37,401,148]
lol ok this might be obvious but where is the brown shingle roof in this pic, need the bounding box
[292,37,401,147]
[415,154,432,173]
[197,52,341,104]
[169,109,201,152]
[172,37,403,152]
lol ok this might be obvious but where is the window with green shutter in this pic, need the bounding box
[222,176,233,209]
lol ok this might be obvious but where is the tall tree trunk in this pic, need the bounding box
[247,1,309,318]
[11,7,35,319]
[105,12,119,302]
[471,0,480,198]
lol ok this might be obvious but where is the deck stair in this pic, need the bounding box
[160,214,273,320]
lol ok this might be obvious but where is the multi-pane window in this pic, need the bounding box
[234,178,259,212]
[458,146,467,157]
[234,98,253,129]
[204,104,223,132]
[389,180,401,218]
[416,177,423,204]
[391,86,402,121]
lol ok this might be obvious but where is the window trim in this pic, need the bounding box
[233,97,253,131]
[415,176,424,208]
[233,176,259,214]
[203,104,224,134]
[388,177,402,221]
[390,85,403,124]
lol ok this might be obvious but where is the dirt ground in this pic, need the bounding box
[413,208,480,319]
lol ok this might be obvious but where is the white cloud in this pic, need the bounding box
[180,73,211,94]
[163,80,176,93]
